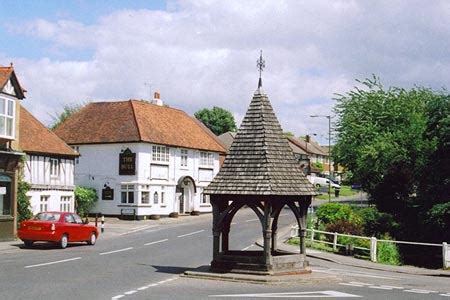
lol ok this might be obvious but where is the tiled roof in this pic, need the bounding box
[204,89,316,196]
[19,105,78,157]
[0,65,26,99]
[54,100,226,153]
[288,136,327,156]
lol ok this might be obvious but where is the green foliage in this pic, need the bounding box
[325,219,363,236]
[49,103,84,130]
[333,76,450,243]
[377,237,402,265]
[355,207,398,237]
[194,106,237,135]
[311,161,323,172]
[315,203,361,228]
[74,186,98,217]
[17,179,32,222]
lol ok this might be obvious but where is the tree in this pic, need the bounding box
[194,106,237,135]
[74,187,98,218]
[333,76,449,242]
[49,103,84,130]
[17,178,32,223]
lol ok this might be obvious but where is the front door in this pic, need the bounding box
[179,194,184,214]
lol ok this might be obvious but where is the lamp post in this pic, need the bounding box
[310,115,332,202]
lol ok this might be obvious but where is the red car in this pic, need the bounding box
[18,212,99,249]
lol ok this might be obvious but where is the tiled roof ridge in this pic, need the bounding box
[129,100,144,142]
[191,117,228,154]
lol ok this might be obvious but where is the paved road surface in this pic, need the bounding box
[0,208,448,299]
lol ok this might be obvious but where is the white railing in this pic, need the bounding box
[290,225,449,269]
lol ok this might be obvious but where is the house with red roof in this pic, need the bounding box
[0,64,80,241]
[55,93,226,219]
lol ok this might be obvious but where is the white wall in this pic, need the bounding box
[74,143,220,217]
[27,190,75,215]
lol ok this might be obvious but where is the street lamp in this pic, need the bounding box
[310,114,332,202]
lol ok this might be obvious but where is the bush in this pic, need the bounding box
[315,203,362,228]
[325,219,363,236]
[377,236,402,265]
[75,186,98,217]
[17,180,32,222]
[355,207,398,237]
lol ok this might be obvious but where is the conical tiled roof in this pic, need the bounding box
[204,88,316,196]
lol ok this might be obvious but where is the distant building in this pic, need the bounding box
[19,106,78,214]
[55,94,226,219]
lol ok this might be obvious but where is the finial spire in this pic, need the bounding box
[256,50,265,89]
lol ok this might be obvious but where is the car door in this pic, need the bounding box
[72,213,89,241]
[63,214,79,241]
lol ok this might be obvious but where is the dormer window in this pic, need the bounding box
[0,97,15,139]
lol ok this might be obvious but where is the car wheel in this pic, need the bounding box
[23,240,34,248]
[60,234,68,249]
[87,232,96,245]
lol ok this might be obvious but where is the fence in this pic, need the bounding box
[290,225,450,269]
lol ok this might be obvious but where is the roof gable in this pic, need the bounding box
[0,66,26,99]
[204,89,316,196]
[54,100,226,153]
[19,105,78,157]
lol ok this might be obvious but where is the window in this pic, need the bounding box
[121,185,134,204]
[201,193,210,204]
[60,196,72,212]
[200,152,214,166]
[153,191,159,204]
[140,185,150,204]
[64,214,76,223]
[40,196,49,212]
[0,97,15,139]
[72,146,80,164]
[152,146,170,162]
[50,159,59,177]
[73,214,83,224]
[180,149,188,167]
[161,191,165,205]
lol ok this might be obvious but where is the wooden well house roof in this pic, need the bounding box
[204,88,316,196]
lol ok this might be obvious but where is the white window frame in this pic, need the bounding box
[152,146,170,162]
[201,193,210,204]
[40,195,49,212]
[200,152,214,167]
[180,149,188,167]
[50,158,60,177]
[121,184,135,204]
[0,97,15,139]
[141,185,150,204]
[60,196,72,212]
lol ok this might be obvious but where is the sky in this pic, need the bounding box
[2,0,450,144]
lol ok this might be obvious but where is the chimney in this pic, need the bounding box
[152,91,163,106]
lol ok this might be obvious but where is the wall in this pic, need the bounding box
[74,143,220,217]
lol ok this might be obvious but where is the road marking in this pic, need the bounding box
[137,286,148,291]
[209,290,362,298]
[379,285,404,289]
[348,282,372,286]
[242,244,254,251]
[177,230,204,238]
[314,268,400,280]
[440,293,450,297]
[100,247,133,256]
[144,239,168,246]
[368,286,393,290]
[124,290,137,295]
[245,218,259,222]
[25,257,82,268]
[119,225,158,235]
[339,283,366,287]
[111,295,124,299]
[404,289,438,294]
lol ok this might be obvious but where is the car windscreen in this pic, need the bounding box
[33,212,61,221]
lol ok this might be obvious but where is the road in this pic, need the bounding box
[0,208,448,299]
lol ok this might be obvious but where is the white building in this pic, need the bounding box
[19,106,79,214]
[55,96,226,219]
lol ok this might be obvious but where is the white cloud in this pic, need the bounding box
[3,0,450,143]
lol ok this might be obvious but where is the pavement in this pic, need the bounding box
[1,210,448,279]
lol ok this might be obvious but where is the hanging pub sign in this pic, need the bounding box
[102,186,114,200]
[119,148,136,175]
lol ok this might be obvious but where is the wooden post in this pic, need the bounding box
[263,200,272,265]
[272,224,278,252]
[222,226,230,252]
[370,237,377,262]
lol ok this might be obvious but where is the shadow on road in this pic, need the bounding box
[151,265,203,274]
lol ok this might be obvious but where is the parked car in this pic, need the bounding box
[307,175,341,189]
[18,212,98,249]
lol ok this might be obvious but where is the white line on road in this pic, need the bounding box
[242,245,254,251]
[404,289,437,294]
[440,294,450,297]
[348,282,373,286]
[339,283,366,287]
[111,295,124,299]
[368,286,393,290]
[209,290,362,298]
[25,257,82,268]
[137,286,149,291]
[379,285,404,289]
[100,247,133,256]
[177,230,204,238]
[314,268,401,280]
[245,218,259,223]
[124,290,137,295]
[144,239,168,246]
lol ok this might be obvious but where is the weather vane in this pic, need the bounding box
[257,50,265,88]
